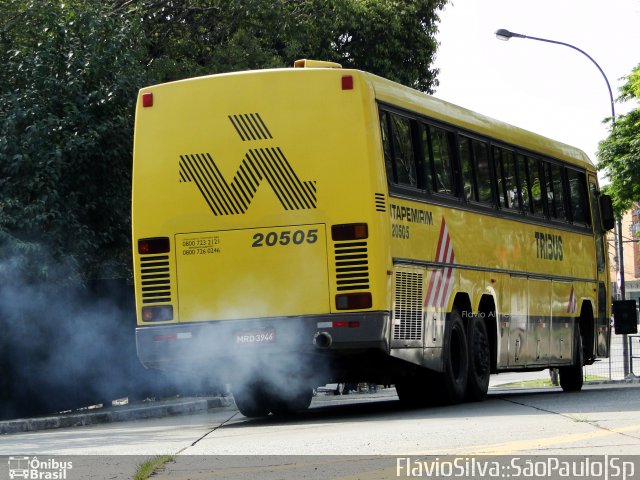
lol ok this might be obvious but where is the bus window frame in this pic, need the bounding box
[542,159,570,225]
[566,167,592,228]
[380,107,427,198]
[376,101,595,235]
[492,145,522,213]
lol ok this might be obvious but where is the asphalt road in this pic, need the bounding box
[1,384,640,479]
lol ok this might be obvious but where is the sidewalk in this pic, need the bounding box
[0,396,233,435]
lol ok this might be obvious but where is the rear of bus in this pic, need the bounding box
[132,62,391,399]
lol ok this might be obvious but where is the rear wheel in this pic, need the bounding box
[432,310,469,405]
[559,325,584,392]
[232,383,271,417]
[268,386,313,416]
[465,315,491,402]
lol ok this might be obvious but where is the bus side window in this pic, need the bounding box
[568,169,591,226]
[493,146,520,211]
[473,140,493,204]
[379,110,396,183]
[419,124,434,192]
[459,136,474,201]
[527,156,544,215]
[516,154,530,213]
[427,125,454,194]
[543,161,567,220]
[390,114,417,187]
[460,136,493,205]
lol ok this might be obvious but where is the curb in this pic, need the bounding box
[0,396,233,435]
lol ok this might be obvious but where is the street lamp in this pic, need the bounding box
[494,29,615,120]
[494,27,632,375]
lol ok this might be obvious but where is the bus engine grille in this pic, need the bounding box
[393,270,424,340]
[334,241,370,291]
[139,255,172,304]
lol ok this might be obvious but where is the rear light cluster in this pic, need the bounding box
[331,223,368,241]
[142,305,174,322]
[332,223,371,311]
[138,237,170,255]
[138,236,173,323]
[332,320,361,328]
[335,292,372,311]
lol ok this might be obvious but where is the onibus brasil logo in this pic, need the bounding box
[8,457,73,479]
[179,113,317,216]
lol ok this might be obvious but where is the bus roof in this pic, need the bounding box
[362,70,595,170]
[139,63,595,171]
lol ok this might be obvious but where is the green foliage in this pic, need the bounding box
[0,0,147,281]
[1,0,447,283]
[597,63,640,217]
[129,0,447,91]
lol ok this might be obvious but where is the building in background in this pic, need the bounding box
[609,202,640,303]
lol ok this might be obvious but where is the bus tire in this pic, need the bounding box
[269,387,313,416]
[433,310,469,405]
[233,383,271,418]
[465,315,490,402]
[559,325,584,392]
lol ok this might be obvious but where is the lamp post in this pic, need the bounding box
[494,28,630,376]
[494,29,615,120]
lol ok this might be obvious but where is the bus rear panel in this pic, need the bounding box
[133,66,392,397]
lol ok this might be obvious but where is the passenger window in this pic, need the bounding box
[459,137,474,202]
[516,154,530,213]
[567,169,591,226]
[379,110,395,183]
[459,136,493,205]
[493,147,520,211]
[544,162,566,220]
[390,114,417,187]
[527,157,544,215]
[379,109,418,188]
[429,126,454,194]
[474,141,493,204]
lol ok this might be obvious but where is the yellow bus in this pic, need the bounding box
[132,59,615,416]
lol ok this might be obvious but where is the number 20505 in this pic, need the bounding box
[252,229,318,248]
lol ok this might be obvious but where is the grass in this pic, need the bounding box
[134,455,175,480]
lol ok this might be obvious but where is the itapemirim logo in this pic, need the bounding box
[179,113,317,216]
[8,456,73,479]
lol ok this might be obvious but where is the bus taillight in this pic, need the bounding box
[142,305,173,322]
[142,92,153,107]
[331,223,368,241]
[336,292,372,310]
[138,237,170,254]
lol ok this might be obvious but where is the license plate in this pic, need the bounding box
[234,328,276,345]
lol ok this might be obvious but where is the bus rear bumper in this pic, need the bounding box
[135,312,391,371]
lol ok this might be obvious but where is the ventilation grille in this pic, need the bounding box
[334,241,370,291]
[393,271,424,340]
[139,255,172,304]
[375,193,386,212]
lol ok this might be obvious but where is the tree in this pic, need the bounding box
[597,63,640,216]
[126,0,447,92]
[1,0,448,283]
[0,0,146,282]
